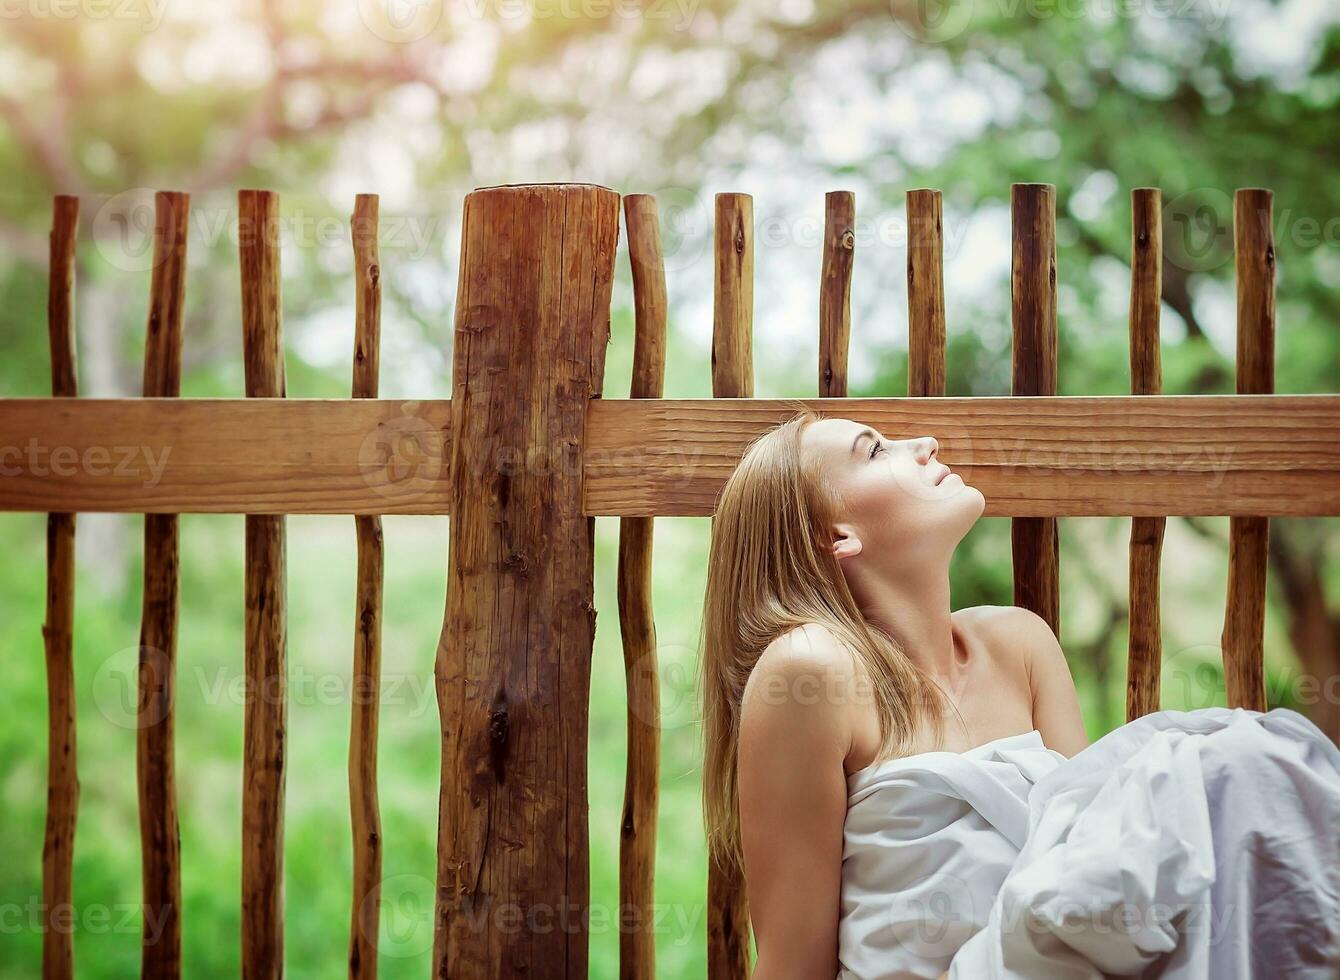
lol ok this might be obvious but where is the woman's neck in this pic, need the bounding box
[856,558,963,686]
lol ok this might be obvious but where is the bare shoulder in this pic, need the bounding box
[740,623,858,758]
[746,622,858,693]
[964,605,1088,754]
[955,604,1064,685]
[955,603,1051,632]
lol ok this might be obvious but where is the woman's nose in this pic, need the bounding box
[914,436,938,461]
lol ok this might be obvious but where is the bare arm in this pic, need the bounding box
[738,624,854,979]
[1012,608,1090,757]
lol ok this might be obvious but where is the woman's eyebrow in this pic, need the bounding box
[850,427,877,456]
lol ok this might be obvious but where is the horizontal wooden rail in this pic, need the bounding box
[0,398,453,514]
[1,394,1338,516]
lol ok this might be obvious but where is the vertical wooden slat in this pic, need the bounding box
[712,193,753,399]
[348,194,384,980]
[433,184,619,978]
[618,193,667,980]
[42,193,79,980]
[238,188,288,980]
[138,190,189,979]
[1126,188,1164,722]
[906,189,946,397]
[708,191,752,980]
[819,191,854,397]
[1222,188,1274,712]
[1009,183,1060,638]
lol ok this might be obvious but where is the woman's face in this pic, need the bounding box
[800,417,985,565]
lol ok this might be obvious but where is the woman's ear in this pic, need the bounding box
[830,523,862,561]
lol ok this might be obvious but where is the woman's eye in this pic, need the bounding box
[869,440,883,459]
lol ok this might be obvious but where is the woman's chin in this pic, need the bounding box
[944,476,984,504]
[956,483,987,522]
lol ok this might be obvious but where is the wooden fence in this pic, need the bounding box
[5,181,1340,978]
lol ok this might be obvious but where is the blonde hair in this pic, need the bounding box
[697,404,954,880]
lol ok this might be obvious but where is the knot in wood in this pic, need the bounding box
[488,699,510,781]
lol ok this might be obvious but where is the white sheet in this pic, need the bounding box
[837,706,1340,979]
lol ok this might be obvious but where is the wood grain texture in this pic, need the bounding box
[626,195,667,402]
[138,191,188,979]
[619,193,665,980]
[432,183,619,978]
[1223,188,1274,712]
[1010,183,1061,639]
[348,194,384,980]
[42,193,79,980]
[582,395,1336,517]
[1126,188,1165,722]
[238,189,287,980]
[0,398,453,514]
[819,191,854,397]
[713,193,753,399]
[906,189,946,397]
[351,195,381,402]
[3,394,1340,517]
[709,194,753,980]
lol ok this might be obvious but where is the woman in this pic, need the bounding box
[698,408,1340,979]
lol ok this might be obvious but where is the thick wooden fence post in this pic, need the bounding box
[433,183,620,978]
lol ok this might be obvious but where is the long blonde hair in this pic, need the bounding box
[697,404,954,879]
